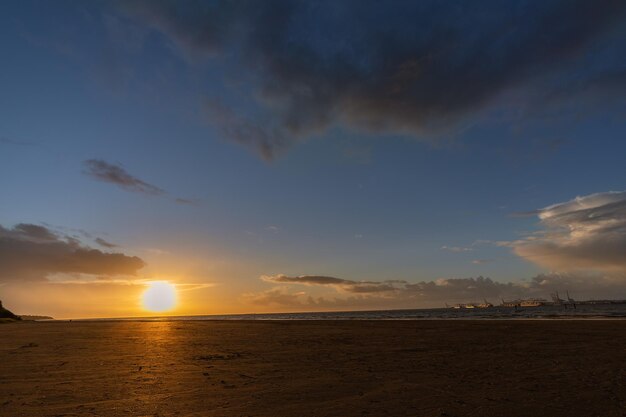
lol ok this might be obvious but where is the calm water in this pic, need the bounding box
[75,303,626,321]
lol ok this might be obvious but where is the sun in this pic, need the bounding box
[142,281,177,312]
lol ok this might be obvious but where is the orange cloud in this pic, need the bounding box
[511,191,626,272]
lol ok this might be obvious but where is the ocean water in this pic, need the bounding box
[75,303,626,321]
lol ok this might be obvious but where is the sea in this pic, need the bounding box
[73,303,626,321]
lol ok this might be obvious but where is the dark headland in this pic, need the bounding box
[0,300,53,322]
[0,299,21,321]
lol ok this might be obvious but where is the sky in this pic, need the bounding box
[1,0,625,318]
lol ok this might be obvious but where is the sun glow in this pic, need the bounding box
[142,281,177,312]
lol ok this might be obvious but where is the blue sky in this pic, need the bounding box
[1,0,625,317]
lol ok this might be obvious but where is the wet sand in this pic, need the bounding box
[1,320,625,417]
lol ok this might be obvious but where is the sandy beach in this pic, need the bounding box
[1,320,625,417]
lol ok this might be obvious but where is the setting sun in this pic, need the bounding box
[142,281,177,312]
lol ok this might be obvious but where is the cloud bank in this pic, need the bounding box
[0,223,145,282]
[249,272,626,309]
[119,0,626,158]
[262,274,517,297]
[511,191,626,272]
[255,274,518,307]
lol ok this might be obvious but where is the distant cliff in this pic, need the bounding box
[0,300,22,320]
[20,315,53,321]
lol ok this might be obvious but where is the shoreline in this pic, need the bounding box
[19,305,626,322]
[23,316,626,322]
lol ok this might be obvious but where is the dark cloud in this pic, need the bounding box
[119,0,626,158]
[13,224,57,241]
[95,237,119,248]
[83,159,165,195]
[261,274,403,293]
[0,223,145,282]
[528,69,626,117]
[203,98,294,161]
[264,275,351,286]
[510,191,626,272]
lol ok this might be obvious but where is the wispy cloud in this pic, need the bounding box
[441,245,473,253]
[0,136,40,147]
[83,159,165,195]
[83,159,198,204]
[174,197,201,206]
